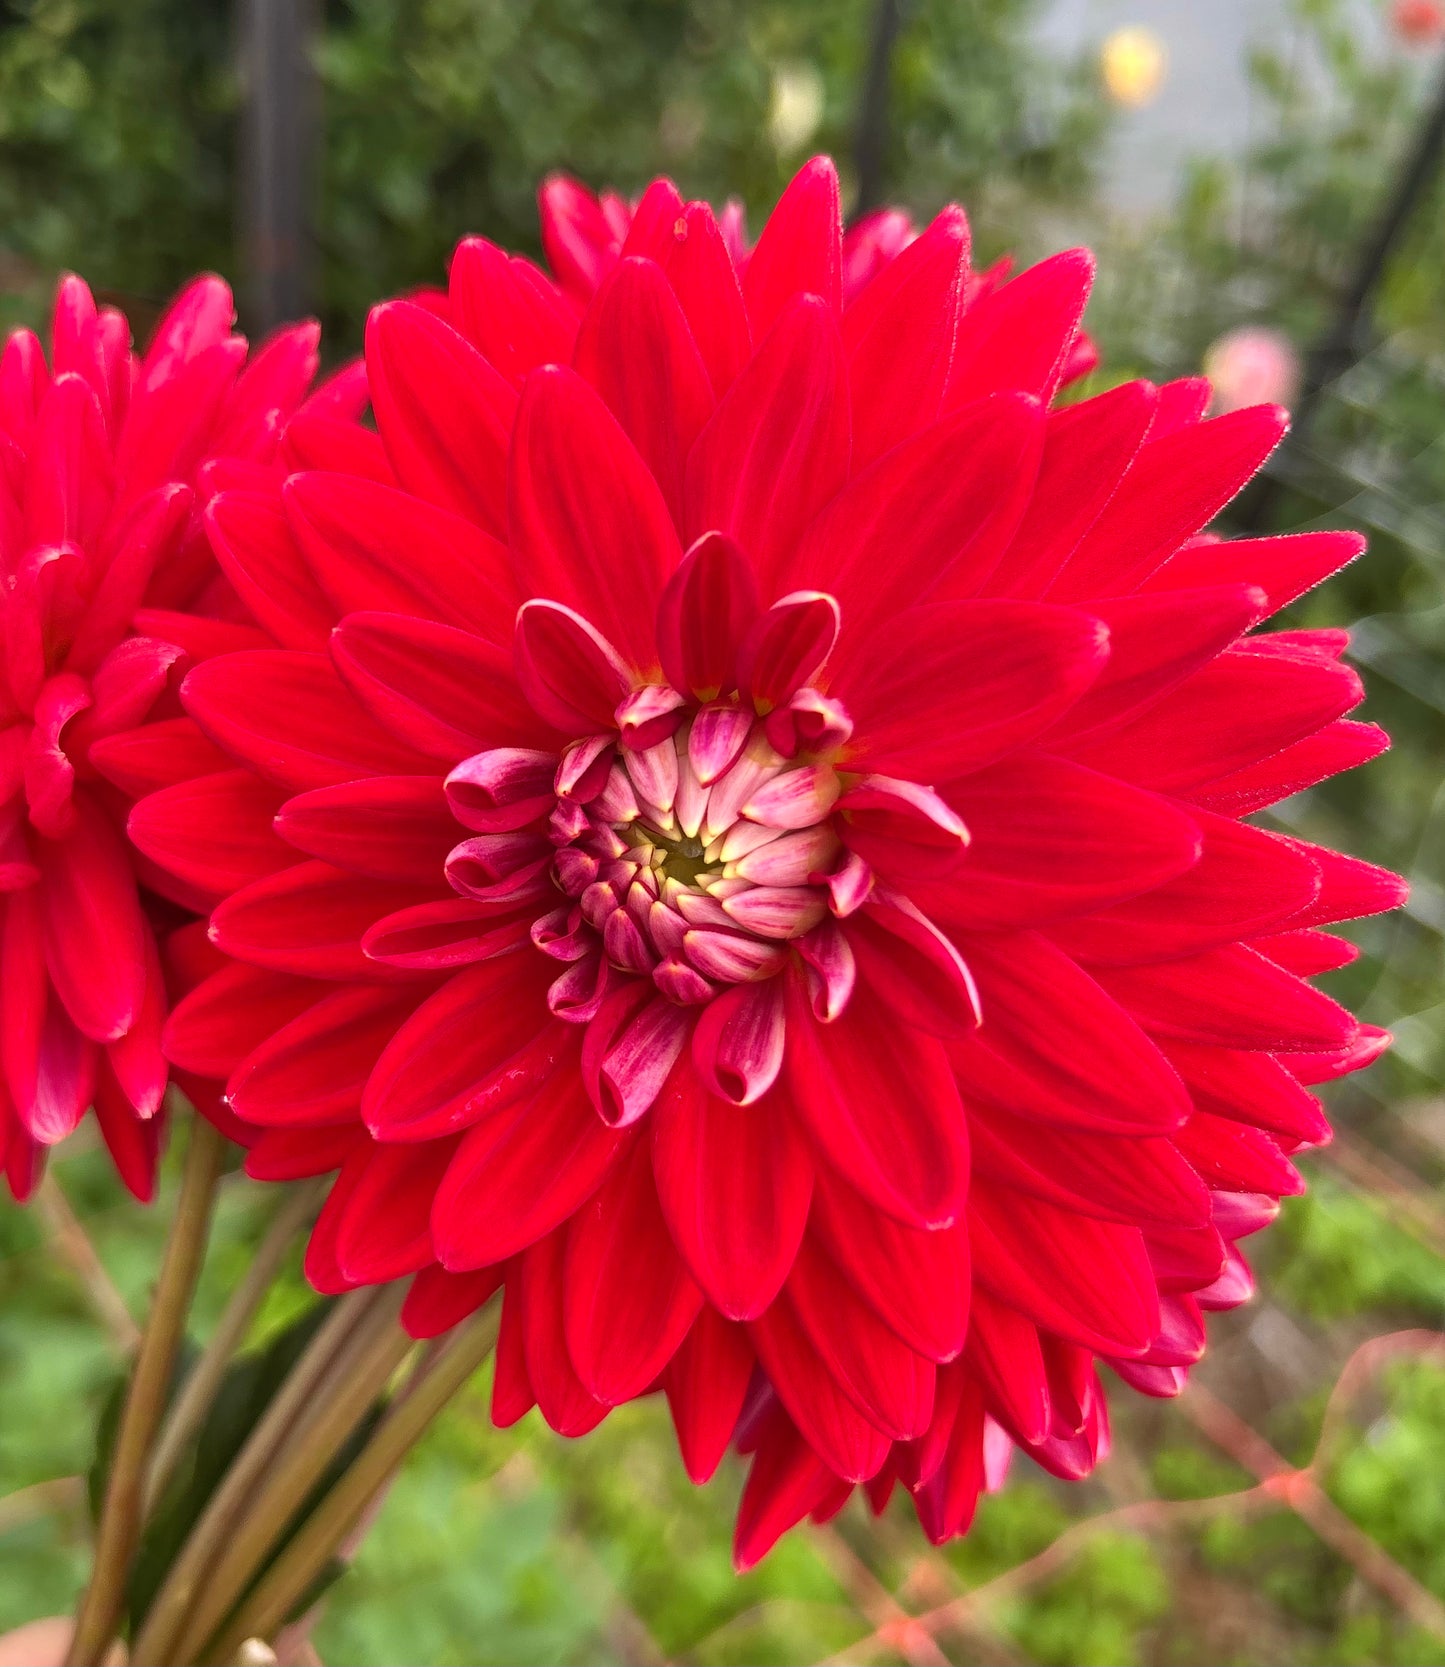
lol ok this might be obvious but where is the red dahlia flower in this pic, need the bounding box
[0,274,326,1200]
[143,158,1404,1564]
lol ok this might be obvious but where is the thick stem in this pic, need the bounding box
[164,1285,412,1667]
[65,1117,227,1667]
[144,1179,325,1517]
[203,1302,501,1665]
[131,1285,384,1666]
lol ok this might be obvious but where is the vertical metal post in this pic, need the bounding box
[1239,61,1445,529]
[853,0,909,219]
[239,0,318,333]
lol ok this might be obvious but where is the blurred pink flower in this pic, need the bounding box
[1204,326,1301,416]
[1392,0,1445,46]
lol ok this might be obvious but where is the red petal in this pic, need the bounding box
[655,531,759,701]
[659,201,752,395]
[514,1230,609,1437]
[204,490,333,651]
[509,365,681,669]
[274,775,455,884]
[401,1262,504,1340]
[1142,529,1364,617]
[563,1134,703,1403]
[742,156,842,336]
[366,300,515,534]
[128,771,290,897]
[945,248,1093,410]
[784,970,968,1229]
[651,1070,812,1319]
[664,1307,755,1483]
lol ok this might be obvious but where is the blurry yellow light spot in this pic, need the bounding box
[769,63,825,155]
[1100,26,1168,108]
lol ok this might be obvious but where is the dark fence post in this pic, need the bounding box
[239,0,319,333]
[853,0,910,220]
[1239,60,1445,530]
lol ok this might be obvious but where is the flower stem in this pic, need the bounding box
[202,1300,501,1666]
[65,1115,227,1667]
[144,1178,326,1517]
[160,1283,413,1667]
[130,1284,386,1666]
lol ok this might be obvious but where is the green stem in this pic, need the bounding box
[163,1284,412,1667]
[144,1178,325,1518]
[65,1117,227,1667]
[130,1285,384,1666]
[203,1301,501,1665]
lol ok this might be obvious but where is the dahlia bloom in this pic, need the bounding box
[0,274,325,1200]
[143,158,1403,1564]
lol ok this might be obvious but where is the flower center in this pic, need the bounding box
[540,712,844,1004]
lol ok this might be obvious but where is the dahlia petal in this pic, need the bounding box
[734,1402,847,1570]
[848,895,980,1040]
[71,635,184,745]
[1050,404,1289,600]
[737,592,840,711]
[104,926,167,1120]
[331,1137,459,1285]
[515,1231,611,1437]
[742,155,842,335]
[946,248,1093,411]
[809,1168,970,1362]
[764,687,853,757]
[1251,927,1358,977]
[788,1239,936,1439]
[1143,529,1365,617]
[617,177,687,263]
[1173,1112,1302,1198]
[132,609,269,660]
[244,1124,362,1182]
[584,987,693,1127]
[1045,584,1269,744]
[67,484,193,674]
[615,684,687,751]
[490,1280,537,1428]
[1146,1227,1228,1295]
[118,339,247,507]
[659,201,752,394]
[1152,376,1211,435]
[688,703,754,786]
[1196,1244,1255,1311]
[572,255,714,520]
[652,1070,811,1318]
[362,956,561,1141]
[1276,838,1408,928]
[969,1106,1211,1229]
[401,1262,504,1341]
[513,599,633,736]
[970,1186,1160,1357]
[204,490,333,652]
[1066,647,1363,795]
[684,295,850,590]
[563,1134,703,1403]
[795,919,857,1022]
[363,897,533,971]
[332,611,551,758]
[922,757,1199,929]
[27,374,112,552]
[274,775,456,883]
[784,971,968,1229]
[444,749,556,834]
[230,984,418,1127]
[1189,718,1388,815]
[840,600,1109,780]
[1051,812,1323,964]
[1162,1040,1331,1145]
[23,672,88,838]
[432,1065,629,1271]
[510,365,681,668]
[786,392,1043,626]
[842,207,968,465]
[448,237,576,386]
[209,860,434,980]
[280,407,395,483]
[367,300,515,534]
[1094,945,1358,1052]
[162,962,318,1078]
[88,717,231,798]
[690,979,787,1105]
[948,932,1191,1134]
[38,795,146,1043]
[750,1296,892,1482]
[3,886,86,1142]
[284,471,517,637]
[183,649,428,791]
[966,1292,1050,1445]
[835,776,969,882]
[656,532,760,702]
[913,1376,988,1544]
[538,173,623,303]
[93,1061,163,1202]
[664,1308,756,1483]
[128,770,290,896]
